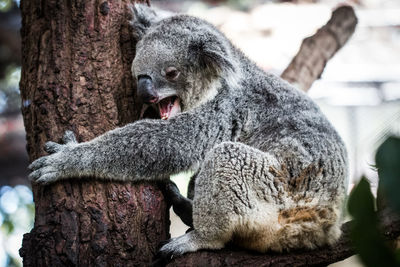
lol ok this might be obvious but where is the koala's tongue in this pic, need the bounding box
[158,97,181,120]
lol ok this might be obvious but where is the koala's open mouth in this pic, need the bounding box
[140,96,181,120]
[158,96,181,120]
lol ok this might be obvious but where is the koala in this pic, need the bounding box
[29,3,348,260]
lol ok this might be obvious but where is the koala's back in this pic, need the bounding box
[228,55,348,201]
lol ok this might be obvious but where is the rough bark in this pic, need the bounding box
[19,1,168,266]
[281,5,358,92]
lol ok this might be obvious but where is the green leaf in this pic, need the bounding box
[376,136,400,214]
[1,219,14,234]
[348,177,399,267]
[348,178,375,219]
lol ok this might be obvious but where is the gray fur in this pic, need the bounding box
[30,4,348,255]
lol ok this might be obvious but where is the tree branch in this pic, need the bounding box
[281,5,357,92]
[167,211,400,266]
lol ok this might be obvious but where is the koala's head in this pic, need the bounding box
[130,4,240,120]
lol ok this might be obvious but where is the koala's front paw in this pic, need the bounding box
[29,131,79,185]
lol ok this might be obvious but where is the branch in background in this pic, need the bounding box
[281,5,358,92]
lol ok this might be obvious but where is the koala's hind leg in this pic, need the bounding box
[158,142,284,258]
[158,141,343,259]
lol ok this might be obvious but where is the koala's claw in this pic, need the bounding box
[29,165,55,179]
[29,153,65,184]
[44,141,62,154]
[28,156,48,171]
[28,130,79,185]
[63,130,77,144]
[35,173,59,185]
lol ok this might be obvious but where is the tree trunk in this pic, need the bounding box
[19,1,167,266]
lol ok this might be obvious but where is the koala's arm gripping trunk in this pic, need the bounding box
[88,109,232,180]
[29,102,235,184]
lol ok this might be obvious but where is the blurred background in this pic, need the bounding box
[0,0,399,266]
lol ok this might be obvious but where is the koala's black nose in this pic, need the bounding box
[137,75,159,104]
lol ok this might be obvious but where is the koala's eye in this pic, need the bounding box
[162,67,180,81]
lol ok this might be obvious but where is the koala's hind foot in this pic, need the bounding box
[157,230,225,262]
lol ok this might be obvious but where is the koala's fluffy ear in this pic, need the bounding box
[188,34,237,79]
[129,4,171,40]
